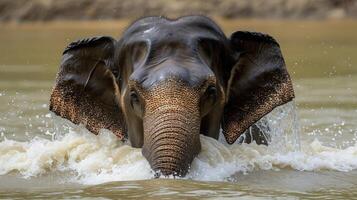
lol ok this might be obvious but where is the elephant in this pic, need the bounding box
[49,15,294,177]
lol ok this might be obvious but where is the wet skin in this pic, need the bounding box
[49,15,294,176]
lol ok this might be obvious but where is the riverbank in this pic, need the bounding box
[0,0,356,22]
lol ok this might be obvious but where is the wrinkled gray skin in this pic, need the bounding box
[50,16,294,177]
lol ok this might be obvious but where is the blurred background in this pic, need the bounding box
[0,0,356,21]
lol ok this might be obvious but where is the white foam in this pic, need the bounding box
[0,102,356,185]
[0,130,155,184]
[1,128,357,185]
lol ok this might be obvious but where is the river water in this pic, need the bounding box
[0,20,356,199]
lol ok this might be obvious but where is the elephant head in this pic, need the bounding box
[49,16,294,177]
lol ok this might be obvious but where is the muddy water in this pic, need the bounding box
[0,20,356,199]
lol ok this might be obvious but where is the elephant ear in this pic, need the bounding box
[222,31,294,144]
[49,36,126,140]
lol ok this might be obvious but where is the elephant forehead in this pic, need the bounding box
[122,16,226,44]
[130,58,215,89]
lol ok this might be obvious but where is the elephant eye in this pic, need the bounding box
[130,90,140,105]
[206,85,217,100]
[129,89,144,117]
[200,85,218,116]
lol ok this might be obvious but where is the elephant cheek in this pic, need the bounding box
[142,108,201,177]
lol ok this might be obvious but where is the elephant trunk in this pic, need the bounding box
[142,81,201,177]
[143,108,201,176]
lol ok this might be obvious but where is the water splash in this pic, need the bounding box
[220,101,301,152]
[1,101,357,185]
